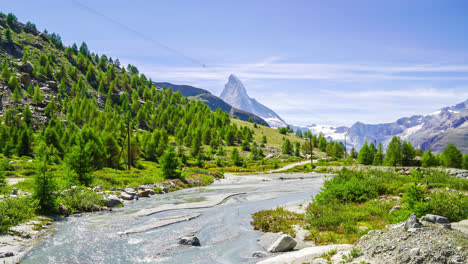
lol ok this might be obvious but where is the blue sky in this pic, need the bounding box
[3,0,468,126]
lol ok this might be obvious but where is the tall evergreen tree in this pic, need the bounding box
[33,143,58,213]
[373,142,384,165]
[282,139,293,155]
[384,136,402,166]
[421,148,438,167]
[441,143,463,168]
[401,141,415,166]
[160,147,180,179]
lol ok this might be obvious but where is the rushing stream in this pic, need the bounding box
[22,172,326,264]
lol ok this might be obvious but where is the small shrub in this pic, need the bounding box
[0,197,38,233]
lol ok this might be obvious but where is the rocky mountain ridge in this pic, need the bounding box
[219,74,287,128]
[305,99,468,153]
[153,81,268,125]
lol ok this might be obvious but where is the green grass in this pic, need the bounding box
[231,119,305,149]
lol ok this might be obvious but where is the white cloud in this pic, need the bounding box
[139,61,468,84]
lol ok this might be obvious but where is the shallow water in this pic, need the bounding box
[22,173,326,264]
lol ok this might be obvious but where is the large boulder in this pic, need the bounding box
[267,234,297,253]
[404,213,422,231]
[179,236,201,246]
[46,80,58,89]
[20,73,31,85]
[18,61,33,74]
[106,195,124,207]
[421,214,451,228]
[58,203,69,216]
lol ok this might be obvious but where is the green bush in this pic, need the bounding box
[251,207,304,237]
[0,197,38,233]
[58,187,106,212]
[423,190,468,221]
[314,170,385,204]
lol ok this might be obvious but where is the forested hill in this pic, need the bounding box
[152,81,268,126]
[0,12,263,175]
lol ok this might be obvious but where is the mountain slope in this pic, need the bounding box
[219,74,287,128]
[306,99,468,153]
[153,81,268,125]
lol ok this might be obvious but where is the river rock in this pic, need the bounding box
[179,236,201,246]
[58,203,69,216]
[0,252,14,258]
[93,186,102,192]
[267,234,297,253]
[252,251,268,258]
[120,192,138,201]
[404,213,422,231]
[421,214,449,224]
[106,195,124,207]
[138,189,150,198]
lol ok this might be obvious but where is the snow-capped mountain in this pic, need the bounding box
[219,74,287,128]
[307,99,468,153]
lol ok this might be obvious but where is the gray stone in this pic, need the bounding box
[421,214,449,224]
[265,154,275,159]
[389,205,401,213]
[252,251,268,258]
[10,188,19,196]
[179,236,201,246]
[18,61,33,74]
[0,252,14,258]
[404,213,422,231]
[92,186,102,192]
[138,189,150,198]
[106,195,124,207]
[58,203,69,216]
[46,80,58,89]
[267,234,297,253]
[120,192,138,201]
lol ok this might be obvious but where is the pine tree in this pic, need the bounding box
[231,148,242,166]
[12,87,21,103]
[5,28,12,41]
[1,61,10,81]
[384,136,402,166]
[160,147,180,179]
[16,127,32,157]
[421,148,438,167]
[462,154,468,170]
[282,139,293,155]
[295,142,301,157]
[8,75,20,91]
[373,142,384,165]
[401,141,415,166]
[32,85,44,103]
[33,144,58,213]
[358,141,372,165]
[350,147,358,159]
[441,143,463,168]
[66,140,94,186]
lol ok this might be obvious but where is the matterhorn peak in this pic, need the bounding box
[219,74,287,128]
